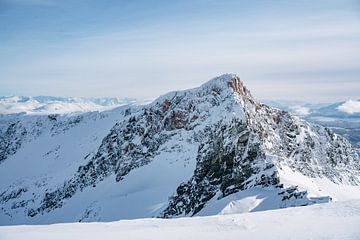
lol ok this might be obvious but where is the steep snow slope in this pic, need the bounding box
[1,200,360,240]
[0,74,359,225]
[198,164,360,216]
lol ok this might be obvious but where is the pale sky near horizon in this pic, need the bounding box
[0,0,359,102]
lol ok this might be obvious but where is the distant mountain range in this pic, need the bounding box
[262,99,360,117]
[2,95,359,117]
[0,96,142,115]
[2,95,358,149]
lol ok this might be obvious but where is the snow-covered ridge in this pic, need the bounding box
[0,74,359,225]
[263,99,360,150]
[0,96,141,115]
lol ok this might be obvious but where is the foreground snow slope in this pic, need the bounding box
[1,200,360,240]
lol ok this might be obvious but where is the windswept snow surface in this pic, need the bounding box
[1,200,360,240]
[196,163,360,217]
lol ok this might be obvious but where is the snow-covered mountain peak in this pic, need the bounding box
[197,74,254,101]
[150,73,257,127]
[199,73,238,89]
[153,74,254,106]
[0,74,359,225]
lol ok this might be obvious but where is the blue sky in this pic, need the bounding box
[0,0,359,102]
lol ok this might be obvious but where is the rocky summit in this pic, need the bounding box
[0,74,359,225]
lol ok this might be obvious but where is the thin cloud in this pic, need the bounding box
[0,1,359,101]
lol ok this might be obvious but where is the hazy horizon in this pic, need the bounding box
[1,0,359,102]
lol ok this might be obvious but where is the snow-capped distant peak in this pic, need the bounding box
[0,96,139,115]
[338,100,360,114]
[199,74,252,98]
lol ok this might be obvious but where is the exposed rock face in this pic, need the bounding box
[0,74,359,224]
[0,121,27,163]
